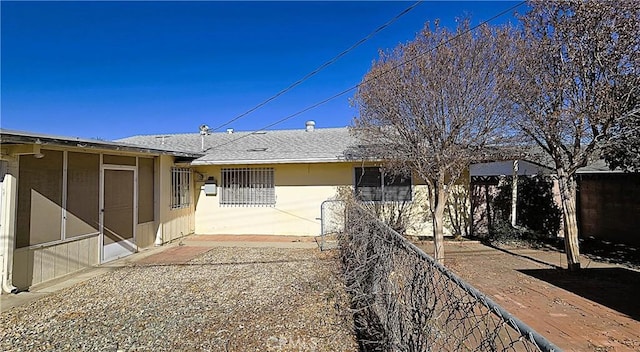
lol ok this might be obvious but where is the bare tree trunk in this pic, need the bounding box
[557,169,581,271]
[432,180,447,265]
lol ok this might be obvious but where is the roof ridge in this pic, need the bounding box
[118,126,350,140]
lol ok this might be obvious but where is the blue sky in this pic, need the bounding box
[1,1,522,140]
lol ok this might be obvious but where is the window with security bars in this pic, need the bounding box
[221,168,275,206]
[355,167,412,202]
[171,168,191,209]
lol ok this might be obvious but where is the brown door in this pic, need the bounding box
[102,169,136,262]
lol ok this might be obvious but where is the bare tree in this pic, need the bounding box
[602,103,640,171]
[503,1,640,270]
[351,20,513,263]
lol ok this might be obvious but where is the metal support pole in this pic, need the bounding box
[511,160,519,227]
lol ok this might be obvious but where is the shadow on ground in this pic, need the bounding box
[535,237,640,270]
[579,238,640,269]
[518,267,640,321]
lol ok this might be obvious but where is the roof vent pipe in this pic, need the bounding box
[227,128,234,134]
[305,120,316,132]
[199,125,210,152]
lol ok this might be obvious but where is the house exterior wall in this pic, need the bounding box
[193,163,352,236]
[136,221,157,248]
[12,234,99,289]
[578,173,640,246]
[155,155,195,244]
[192,162,440,237]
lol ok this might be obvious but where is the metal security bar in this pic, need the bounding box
[170,167,191,209]
[340,201,562,352]
[354,167,412,202]
[221,168,275,206]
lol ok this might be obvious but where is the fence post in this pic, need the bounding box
[338,202,562,352]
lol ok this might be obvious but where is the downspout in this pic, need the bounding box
[1,172,18,293]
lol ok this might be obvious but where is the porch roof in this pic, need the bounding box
[0,128,203,158]
[470,160,553,177]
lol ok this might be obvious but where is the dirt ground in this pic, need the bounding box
[416,241,640,352]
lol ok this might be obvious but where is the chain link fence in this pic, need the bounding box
[319,200,347,251]
[338,201,561,352]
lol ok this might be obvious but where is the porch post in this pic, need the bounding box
[511,160,518,227]
[154,155,169,246]
[1,171,18,293]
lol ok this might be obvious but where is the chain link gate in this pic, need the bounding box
[319,200,346,251]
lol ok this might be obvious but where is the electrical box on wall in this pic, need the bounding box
[204,176,217,196]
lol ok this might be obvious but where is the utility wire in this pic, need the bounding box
[207,1,526,151]
[209,0,424,132]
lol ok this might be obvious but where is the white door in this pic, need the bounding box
[102,168,136,262]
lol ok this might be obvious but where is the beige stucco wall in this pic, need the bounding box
[192,161,464,238]
[192,162,446,237]
[193,163,352,236]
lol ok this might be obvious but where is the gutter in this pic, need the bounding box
[191,157,349,166]
[0,130,203,159]
[190,156,385,166]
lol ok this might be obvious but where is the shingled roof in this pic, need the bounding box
[118,127,360,165]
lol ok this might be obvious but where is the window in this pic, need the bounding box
[354,167,412,202]
[221,168,275,206]
[171,168,191,209]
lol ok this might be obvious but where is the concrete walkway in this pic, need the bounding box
[0,234,321,313]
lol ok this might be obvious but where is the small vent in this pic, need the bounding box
[305,120,316,132]
[155,135,172,144]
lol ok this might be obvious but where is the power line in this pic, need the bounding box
[207,1,526,151]
[209,1,424,133]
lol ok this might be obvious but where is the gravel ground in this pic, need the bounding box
[1,247,356,351]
